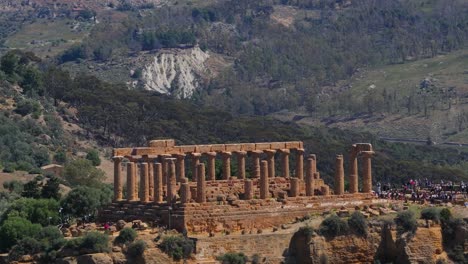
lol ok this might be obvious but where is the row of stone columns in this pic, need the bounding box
[113,148,309,201]
[334,151,374,195]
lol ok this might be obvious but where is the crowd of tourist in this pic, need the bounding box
[375,179,467,204]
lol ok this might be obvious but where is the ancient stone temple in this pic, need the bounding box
[101,140,378,233]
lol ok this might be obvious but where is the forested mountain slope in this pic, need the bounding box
[1,51,467,187]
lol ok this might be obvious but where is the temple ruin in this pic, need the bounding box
[100,140,378,233]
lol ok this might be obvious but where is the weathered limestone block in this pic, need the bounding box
[295,148,304,180]
[280,149,290,178]
[221,152,232,180]
[148,162,154,200]
[362,151,374,193]
[160,154,171,186]
[154,163,163,203]
[306,158,315,196]
[180,178,191,203]
[290,178,300,197]
[334,155,344,195]
[251,150,262,178]
[321,185,330,196]
[197,163,206,203]
[113,156,123,201]
[191,153,201,183]
[260,160,269,199]
[126,162,137,201]
[236,151,247,179]
[174,153,186,182]
[205,152,217,181]
[166,158,177,203]
[264,150,276,178]
[139,163,150,202]
[244,179,253,200]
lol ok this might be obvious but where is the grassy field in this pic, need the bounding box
[4,18,93,57]
[288,49,468,142]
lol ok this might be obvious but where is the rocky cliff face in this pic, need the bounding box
[140,46,210,98]
[288,224,454,264]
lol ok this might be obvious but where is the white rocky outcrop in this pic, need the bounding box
[140,46,209,98]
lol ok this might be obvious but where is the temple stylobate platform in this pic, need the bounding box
[100,140,377,233]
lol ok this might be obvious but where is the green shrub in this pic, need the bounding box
[348,211,368,236]
[36,226,65,251]
[127,240,146,258]
[0,216,41,251]
[78,232,109,253]
[86,149,101,166]
[14,99,41,116]
[115,227,137,245]
[440,208,452,223]
[4,198,60,226]
[217,252,248,264]
[319,214,349,237]
[395,210,417,235]
[159,235,194,260]
[8,237,42,261]
[420,207,440,223]
[3,180,24,194]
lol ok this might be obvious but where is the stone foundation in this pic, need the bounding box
[99,193,381,234]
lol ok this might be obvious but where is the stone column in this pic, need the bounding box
[362,151,374,193]
[113,157,123,201]
[148,162,154,200]
[251,150,262,178]
[236,151,247,179]
[310,154,317,174]
[244,180,253,200]
[221,152,232,180]
[290,178,300,197]
[160,154,171,186]
[295,148,305,180]
[191,153,201,182]
[306,158,315,196]
[349,149,359,194]
[334,155,345,195]
[196,163,206,203]
[174,154,186,182]
[166,158,177,203]
[154,163,163,203]
[205,152,217,181]
[264,150,276,178]
[133,162,138,199]
[314,172,320,180]
[126,162,136,201]
[180,178,191,204]
[321,185,330,196]
[139,163,150,202]
[260,160,269,199]
[280,149,290,178]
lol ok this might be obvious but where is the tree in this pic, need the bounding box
[0,52,18,75]
[22,180,41,199]
[44,67,72,106]
[86,149,101,166]
[61,186,111,218]
[41,177,61,200]
[63,159,105,187]
[0,216,41,252]
[3,198,60,226]
[3,181,24,194]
